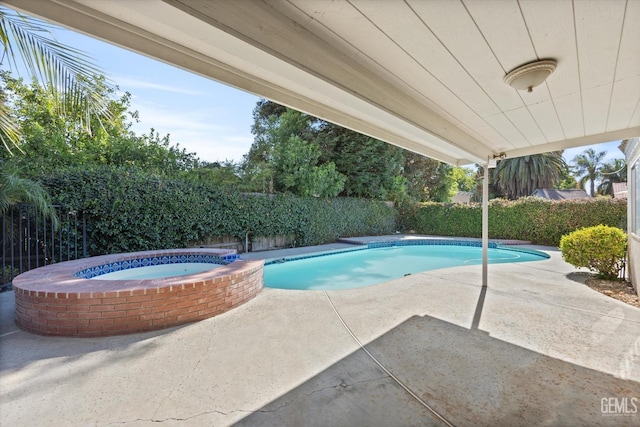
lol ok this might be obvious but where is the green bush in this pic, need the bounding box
[559,225,627,280]
[2,266,19,283]
[40,166,397,255]
[400,197,627,246]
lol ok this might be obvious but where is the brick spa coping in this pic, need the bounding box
[12,248,264,337]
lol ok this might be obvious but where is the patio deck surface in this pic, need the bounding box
[1,236,639,426]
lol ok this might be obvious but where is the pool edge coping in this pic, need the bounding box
[263,238,549,266]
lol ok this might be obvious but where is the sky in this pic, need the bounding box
[2,14,626,166]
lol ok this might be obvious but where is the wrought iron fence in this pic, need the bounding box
[1,205,87,292]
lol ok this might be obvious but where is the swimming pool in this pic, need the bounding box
[264,241,548,290]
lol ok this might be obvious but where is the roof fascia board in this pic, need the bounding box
[504,127,640,159]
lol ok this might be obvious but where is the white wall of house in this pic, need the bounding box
[626,138,640,294]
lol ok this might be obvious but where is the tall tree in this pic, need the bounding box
[242,104,315,193]
[0,6,113,153]
[242,105,345,196]
[188,160,241,189]
[450,166,477,199]
[493,152,567,199]
[403,152,453,202]
[274,135,345,197]
[245,99,454,202]
[556,166,579,190]
[572,148,607,197]
[316,123,404,199]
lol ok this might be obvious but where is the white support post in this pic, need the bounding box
[482,162,489,288]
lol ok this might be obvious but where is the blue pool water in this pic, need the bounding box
[264,244,547,290]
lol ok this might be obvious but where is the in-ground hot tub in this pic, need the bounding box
[12,248,263,337]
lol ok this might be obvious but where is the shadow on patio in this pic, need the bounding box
[234,277,640,427]
[234,311,640,426]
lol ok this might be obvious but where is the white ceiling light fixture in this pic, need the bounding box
[504,59,557,93]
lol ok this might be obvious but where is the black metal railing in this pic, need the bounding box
[2,204,87,292]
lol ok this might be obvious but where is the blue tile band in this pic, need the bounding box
[75,254,235,279]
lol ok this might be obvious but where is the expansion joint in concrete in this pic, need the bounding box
[323,291,455,427]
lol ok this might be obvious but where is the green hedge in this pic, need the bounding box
[41,167,398,255]
[400,197,627,246]
[40,167,625,254]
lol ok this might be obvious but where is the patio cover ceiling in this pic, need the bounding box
[4,0,640,165]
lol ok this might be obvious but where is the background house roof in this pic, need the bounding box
[531,189,589,200]
[451,191,474,204]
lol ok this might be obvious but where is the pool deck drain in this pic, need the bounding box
[2,235,640,426]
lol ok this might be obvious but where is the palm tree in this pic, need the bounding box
[0,6,113,154]
[493,151,567,199]
[597,158,627,196]
[572,148,607,197]
[0,6,113,221]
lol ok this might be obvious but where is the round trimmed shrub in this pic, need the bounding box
[559,225,627,280]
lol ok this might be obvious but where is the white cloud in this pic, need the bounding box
[133,105,226,133]
[182,135,253,163]
[113,75,203,96]
[128,100,254,163]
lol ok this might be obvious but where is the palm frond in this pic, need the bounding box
[0,7,113,151]
[0,166,59,227]
[0,100,21,154]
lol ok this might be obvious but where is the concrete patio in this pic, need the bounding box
[1,240,639,426]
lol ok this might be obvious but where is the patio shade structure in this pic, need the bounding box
[4,0,639,286]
